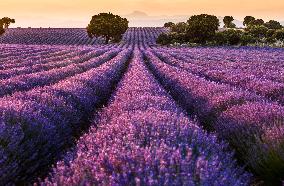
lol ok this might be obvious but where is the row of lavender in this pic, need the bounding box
[156,47,284,80]
[0,44,118,67]
[40,50,250,185]
[0,28,105,45]
[155,47,284,104]
[0,46,131,184]
[145,49,284,183]
[0,45,123,95]
[0,28,167,46]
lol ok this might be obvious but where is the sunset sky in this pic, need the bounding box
[1,0,284,27]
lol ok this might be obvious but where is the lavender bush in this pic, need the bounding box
[0,50,131,184]
[146,50,284,183]
[41,50,250,185]
[0,28,283,184]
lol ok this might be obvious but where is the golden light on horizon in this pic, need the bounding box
[1,0,284,27]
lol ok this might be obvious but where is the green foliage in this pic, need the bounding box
[186,14,220,44]
[243,16,255,27]
[0,17,15,36]
[240,33,257,45]
[158,14,284,47]
[86,13,128,44]
[273,29,284,41]
[156,33,187,45]
[249,19,265,26]
[228,22,236,28]
[214,29,242,45]
[266,29,276,37]
[164,22,175,28]
[156,33,171,45]
[1,17,15,29]
[265,20,283,30]
[171,22,188,33]
[266,29,276,43]
[247,25,268,39]
[223,16,235,28]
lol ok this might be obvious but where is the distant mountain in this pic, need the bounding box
[124,11,189,27]
[126,11,149,18]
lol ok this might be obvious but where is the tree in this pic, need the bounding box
[247,25,268,38]
[273,29,284,41]
[1,17,15,29]
[243,16,255,27]
[223,16,236,28]
[264,20,283,30]
[186,14,220,43]
[250,19,265,26]
[171,22,188,33]
[215,29,242,45]
[164,22,175,28]
[0,27,4,36]
[0,20,5,36]
[240,33,256,45]
[86,13,129,44]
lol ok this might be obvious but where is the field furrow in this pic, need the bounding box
[41,49,249,185]
[0,49,131,184]
[145,49,284,183]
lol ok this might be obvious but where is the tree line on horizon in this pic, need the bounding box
[85,12,284,46]
[158,15,284,47]
[1,13,284,48]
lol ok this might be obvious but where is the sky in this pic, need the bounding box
[1,0,284,27]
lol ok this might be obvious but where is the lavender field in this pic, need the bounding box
[0,27,284,185]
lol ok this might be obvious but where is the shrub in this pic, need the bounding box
[264,20,283,30]
[171,22,188,33]
[224,29,242,45]
[156,33,172,45]
[247,25,268,39]
[164,22,175,28]
[186,14,220,44]
[266,29,277,43]
[156,33,187,45]
[240,33,257,45]
[214,32,227,45]
[273,29,284,41]
[214,29,242,45]
[157,33,171,45]
[249,19,265,26]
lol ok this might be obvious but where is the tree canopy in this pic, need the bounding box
[250,19,265,26]
[86,13,128,44]
[1,17,15,29]
[164,22,175,28]
[264,20,283,30]
[0,17,15,36]
[223,16,236,28]
[171,22,188,33]
[243,16,256,27]
[186,14,220,43]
